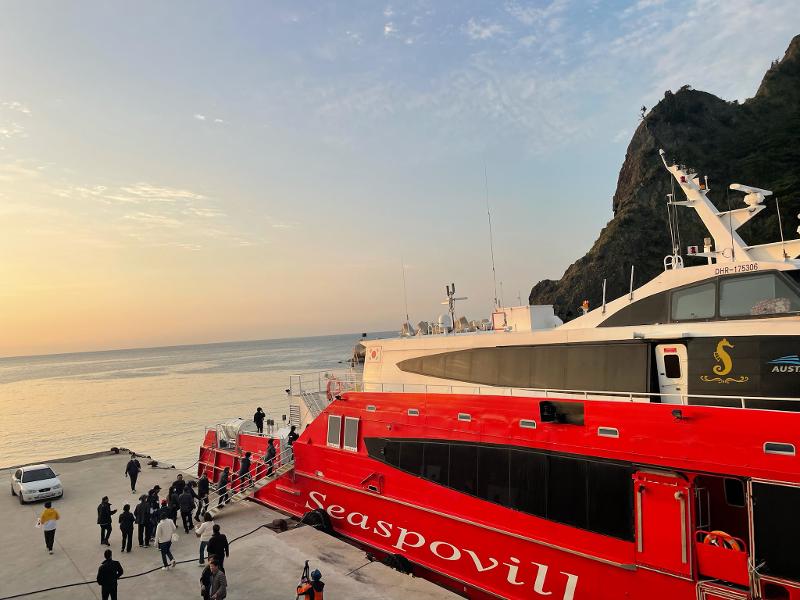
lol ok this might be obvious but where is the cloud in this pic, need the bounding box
[383,5,394,18]
[384,22,396,37]
[505,0,568,26]
[193,113,207,121]
[464,18,506,40]
[0,161,41,182]
[0,101,31,115]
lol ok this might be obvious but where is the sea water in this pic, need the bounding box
[0,334,377,469]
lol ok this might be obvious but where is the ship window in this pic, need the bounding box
[478,446,509,505]
[663,354,681,379]
[423,443,449,484]
[365,438,635,541]
[671,282,716,321]
[753,482,800,581]
[509,450,547,518]
[326,415,342,448]
[724,478,745,507]
[548,456,588,529]
[399,442,423,475]
[720,273,800,317]
[587,461,634,540]
[449,444,478,495]
[343,417,359,452]
[383,441,400,467]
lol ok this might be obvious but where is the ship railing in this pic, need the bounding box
[289,369,362,397]
[359,382,800,409]
[202,445,295,508]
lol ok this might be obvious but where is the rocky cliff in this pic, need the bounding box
[529,34,800,320]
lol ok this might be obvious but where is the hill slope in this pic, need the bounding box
[529,35,800,320]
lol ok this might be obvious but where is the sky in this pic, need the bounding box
[1,0,798,357]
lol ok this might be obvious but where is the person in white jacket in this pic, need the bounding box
[155,514,177,570]
[195,513,215,566]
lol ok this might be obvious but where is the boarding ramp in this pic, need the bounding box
[205,446,294,518]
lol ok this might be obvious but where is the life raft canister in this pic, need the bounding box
[703,530,743,551]
[326,377,343,401]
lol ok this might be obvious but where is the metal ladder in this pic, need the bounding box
[205,452,294,518]
[301,391,329,419]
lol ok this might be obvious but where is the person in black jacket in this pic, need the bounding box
[216,468,230,507]
[178,488,195,533]
[206,525,229,572]
[195,473,210,521]
[96,548,123,600]
[170,473,186,496]
[118,504,135,553]
[237,452,252,490]
[253,407,265,434]
[287,425,299,446]
[200,554,216,600]
[146,488,160,545]
[169,490,180,525]
[133,495,149,547]
[124,453,141,493]
[97,497,116,546]
[265,439,277,477]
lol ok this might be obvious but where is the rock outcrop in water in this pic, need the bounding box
[529,34,800,321]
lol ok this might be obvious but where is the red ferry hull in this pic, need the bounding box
[199,391,800,600]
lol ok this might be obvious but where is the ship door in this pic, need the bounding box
[635,471,692,577]
[655,344,688,404]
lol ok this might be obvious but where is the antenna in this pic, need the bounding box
[629,265,635,301]
[485,164,499,309]
[776,198,787,259]
[400,258,410,323]
[725,185,735,262]
[442,283,467,335]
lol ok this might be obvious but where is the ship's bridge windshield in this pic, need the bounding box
[602,270,800,327]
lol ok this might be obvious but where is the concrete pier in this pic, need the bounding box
[0,451,457,599]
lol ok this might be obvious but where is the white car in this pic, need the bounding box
[10,464,63,504]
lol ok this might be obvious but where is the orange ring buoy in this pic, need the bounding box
[703,530,742,551]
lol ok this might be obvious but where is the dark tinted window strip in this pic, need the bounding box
[364,437,635,541]
[397,342,649,393]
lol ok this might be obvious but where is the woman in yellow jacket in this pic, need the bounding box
[38,501,59,554]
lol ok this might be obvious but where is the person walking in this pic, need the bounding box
[195,472,210,521]
[96,549,124,600]
[195,513,215,565]
[206,524,229,572]
[97,496,116,546]
[216,467,230,507]
[200,555,215,600]
[155,513,177,570]
[287,425,299,446]
[253,407,265,434]
[146,488,160,546]
[237,452,252,490]
[265,439,277,477]
[134,494,149,547]
[119,504,135,553]
[179,487,195,533]
[210,559,228,600]
[38,501,59,555]
[124,453,141,493]
[170,473,186,496]
[169,489,180,526]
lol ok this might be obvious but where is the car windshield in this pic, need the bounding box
[22,468,56,482]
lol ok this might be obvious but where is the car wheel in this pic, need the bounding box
[11,484,16,497]
[18,492,25,505]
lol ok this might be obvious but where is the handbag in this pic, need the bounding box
[171,532,179,543]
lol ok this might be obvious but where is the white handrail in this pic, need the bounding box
[358,381,800,409]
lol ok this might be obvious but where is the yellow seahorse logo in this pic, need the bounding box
[712,338,734,376]
[701,338,749,384]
